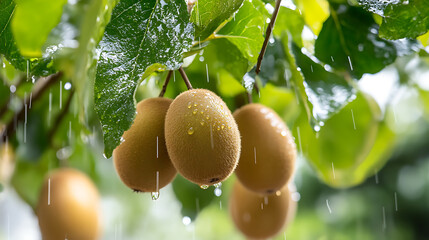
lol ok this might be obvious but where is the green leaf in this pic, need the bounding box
[11,0,67,57]
[172,175,215,220]
[217,0,266,70]
[315,5,397,79]
[190,0,244,40]
[95,0,194,157]
[273,6,305,47]
[294,92,395,188]
[292,43,356,122]
[0,0,56,76]
[359,0,429,40]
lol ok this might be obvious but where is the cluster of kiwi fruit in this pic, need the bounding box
[113,86,297,238]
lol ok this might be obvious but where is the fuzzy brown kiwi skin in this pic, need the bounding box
[233,103,296,194]
[37,168,101,240]
[164,89,241,186]
[229,180,291,239]
[113,97,177,193]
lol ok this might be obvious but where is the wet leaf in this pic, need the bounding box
[273,6,305,47]
[11,0,67,57]
[315,5,397,79]
[292,43,356,122]
[294,92,395,188]
[95,0,194,158]
[172,175,215,220]
[190,0,244,41]
[217,0,265,70]
[359,0,429,40]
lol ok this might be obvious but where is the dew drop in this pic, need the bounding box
[194,103,197,107]
[217,126,220,131]
[187,127,194,135]
[281,131,287,136]
[214,182,222,188]
[151,192,160,200]
[200,185,209,190]
[221,124,225,130]
[187,102,192,109]
[206,115,210,120]
[193,109,198,115]
[275,191,282,196]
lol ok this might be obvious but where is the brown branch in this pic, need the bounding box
[159,71,173,97]
[255,0,282,75]
[47,89,75,143]
[0,75,26,119]
[179,67,193,90]
[1,72,63,142]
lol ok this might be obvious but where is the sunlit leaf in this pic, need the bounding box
[217,0,265,70]
[190,0,244,41]
[295,0,329,35]
[95,0,194,157]
[11,0,67,57]
[0,0,56,76]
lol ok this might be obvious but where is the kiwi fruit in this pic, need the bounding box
[37,168,100,240]
[229,180,291,240]
[233,103,296,194]
[165,89,240,186]
[113,97,176,193]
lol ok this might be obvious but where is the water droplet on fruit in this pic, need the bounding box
[275,191,282,196]
[187,102,192,109]
[221,124,225,130]
[193,109,198,115]
[200,121,205,126]
[151,192,160,200]
[187,127,194,135]
[200,185,209,190]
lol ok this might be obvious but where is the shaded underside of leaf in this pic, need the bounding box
[315,5,397,79]
[95,0,194,157]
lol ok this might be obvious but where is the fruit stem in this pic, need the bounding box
[179,67,193,90]
[255,0,281,75]
[159,70,173,97]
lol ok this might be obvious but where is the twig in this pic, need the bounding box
[47,89,75,143]
[179,67,193,90]
[255,0,282,75]
[159,71,173,97]
[1,72,63,142]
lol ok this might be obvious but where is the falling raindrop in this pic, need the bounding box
[394,192,398,211]
[382,206,386,230]
[351,109,356,130]
[48,178,51,205]
[59,81,62,109]
[27,60,30,81]
[9,85,16,93]
[206,64,209,82]
[347,56,354,71]
[64,82,72,90]
[210,125,214,149]
[326,199,332,214]
[156,136,159,158]
[254,147,257,164]
[332,162,336,179]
